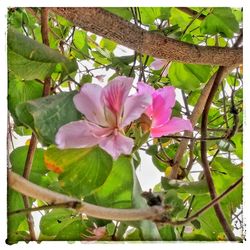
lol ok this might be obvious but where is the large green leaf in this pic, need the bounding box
[15,91,81,145]
[8,75,43,125]
[39,208,90,240]
[44,147,113,198]
[168,62,212,91]
[85,156,133,208]
[10,146,48,186]
[200,8,239,38]
[8,27,78,80]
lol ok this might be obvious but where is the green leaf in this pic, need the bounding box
[164,189,185,217]
[200,8,239,38]
[7,188,28,243]
[8,27,78,80]
[80,74,92,85]
[71,29,89,59]
[231,133,243,159]
[139,7,171,25]
[168,62,212,91]
[10,146,48,186]
[39,208,90,240]
[159,225,176,240]
[8,76,43,125]
[100,38,117,52]
[44,147,113,198]
[161,177,209,195]
[85,156,133,208]
[104,7,132,21]
[15,91,81,145]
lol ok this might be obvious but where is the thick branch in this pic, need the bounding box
[51,8,242,67]
[8,171,165,222]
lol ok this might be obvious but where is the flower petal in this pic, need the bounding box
[73,84,108,126]
[102,76,133,115]
[151,86,176,127]
[137,82,155,117]
[151,117,193,138]
[99,132,134,160]
[151,59,167,70]
[121,92,152,127]
[55,120,112,149]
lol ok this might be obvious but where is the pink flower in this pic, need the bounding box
[55,76,152,160]
[151,58,170,77]
[137,82,193,138]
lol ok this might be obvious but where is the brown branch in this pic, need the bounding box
[200,67,236,240]
[19,8,51,241]
[21,134,37,241]
[51,7,242,66]
[8,171,165,221]
[177,7,207,21]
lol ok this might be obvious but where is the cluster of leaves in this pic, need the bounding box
[7,7,243,243]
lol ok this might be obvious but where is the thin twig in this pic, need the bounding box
[177,7,207,21]
[182,8,206,35]
[180,195,195,237]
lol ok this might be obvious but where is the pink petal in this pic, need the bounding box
[151,59,167,70]
[151,117,193,138]
[99,132,134,160]
[152,86,176,127]
[137,82,155,96]
[73,84,108,126]
[137,82,155,117]
[121,92,152,127]
[155,86,176,108]
[102,76,133,115]
[55,120,112,149]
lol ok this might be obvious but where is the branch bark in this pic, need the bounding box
[8,171,165,221]
[51,7,242,67]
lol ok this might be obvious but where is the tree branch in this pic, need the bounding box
[19,8,51,241]
[177,7,207,21]
[200,67,236,240]
[8,171,165,222]
[51,7,242,66]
